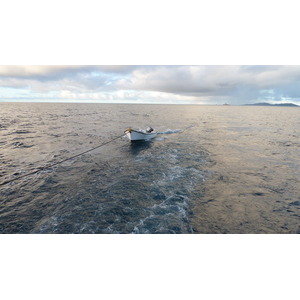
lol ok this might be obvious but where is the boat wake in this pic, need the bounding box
[158,129,181,134]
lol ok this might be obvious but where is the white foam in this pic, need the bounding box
[158,129,181,134]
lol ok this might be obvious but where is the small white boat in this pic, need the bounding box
[124,127,157,141]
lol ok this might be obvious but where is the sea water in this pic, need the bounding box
[0,103,299,233]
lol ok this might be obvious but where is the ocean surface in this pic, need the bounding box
[0,103,299,233]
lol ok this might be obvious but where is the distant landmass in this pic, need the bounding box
[245,102,299,107]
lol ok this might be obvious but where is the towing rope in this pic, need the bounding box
[0,134,125,187]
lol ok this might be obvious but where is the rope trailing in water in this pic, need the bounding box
[0,134,125,187]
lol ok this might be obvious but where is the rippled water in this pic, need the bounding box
[0,103,299,233]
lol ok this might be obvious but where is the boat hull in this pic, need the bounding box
[125,129,157,141]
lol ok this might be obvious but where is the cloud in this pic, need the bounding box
[0,65,134,78]
[118,65,300,103]
[0,66,130,92]
[0,65,300,104]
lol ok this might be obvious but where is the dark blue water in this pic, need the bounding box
[0,103,299,233]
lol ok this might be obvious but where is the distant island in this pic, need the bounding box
[245,102,299,107]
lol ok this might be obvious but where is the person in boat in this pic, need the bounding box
[146,127,154,133]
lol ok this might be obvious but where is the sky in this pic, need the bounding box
[0,65,300,105]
